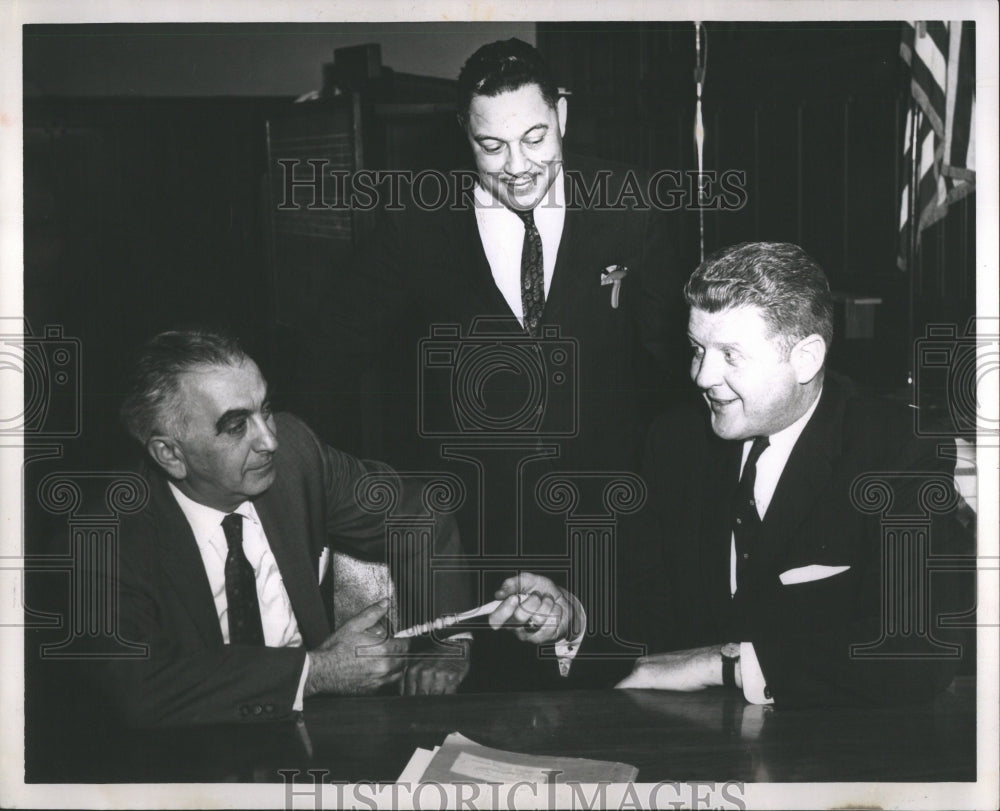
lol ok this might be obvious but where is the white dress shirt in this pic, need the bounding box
[168,484,580,693]
[473,169,566,325]
[168,482,310,708]
[730,389,822,704]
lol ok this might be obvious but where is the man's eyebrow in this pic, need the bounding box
[686,334,742,350]
[215,389,272,433]
[215,408,250,434]
[473,124,548,144]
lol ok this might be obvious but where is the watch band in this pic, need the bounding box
[721,643,740,689]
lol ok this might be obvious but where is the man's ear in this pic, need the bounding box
[790,334,826,384]
[147,435,187,480]
[557,96,568,138]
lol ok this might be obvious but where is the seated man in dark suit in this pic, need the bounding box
[101,329,579,726]
[616,242,974,707]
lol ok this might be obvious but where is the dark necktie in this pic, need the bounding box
[733,436,770,592]
[515,207,544,337]
[222,513,265,645]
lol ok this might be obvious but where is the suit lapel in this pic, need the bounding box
[757,383,842,565]
[147,470,225,646]
[543,172,596,326]
[542,200,578,324]
[700,438,743,629]
[255,481,331,648]
[448,205,517,319]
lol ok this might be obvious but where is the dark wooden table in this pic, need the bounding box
[42,677,975,784]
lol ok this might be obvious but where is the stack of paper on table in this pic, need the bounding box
[398,732,638,784]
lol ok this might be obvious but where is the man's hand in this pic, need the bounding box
[615,645,724,691]
[488,573,579,645]
[304,599,409,697]
[401,638,472,696]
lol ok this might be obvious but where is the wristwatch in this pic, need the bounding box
[721,642,741,688]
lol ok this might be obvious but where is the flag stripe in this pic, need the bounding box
[897,20,975,272]
[923,21,950,58]
[909,57,946,132]
[944,22,975,179]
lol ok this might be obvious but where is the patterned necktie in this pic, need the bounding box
[733,436,770,592]
[515,207,544,337]
[222,513,265,645]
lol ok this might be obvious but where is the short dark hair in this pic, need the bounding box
[457,38,560,127]
[120,329,249,445]
[683,242,835,351]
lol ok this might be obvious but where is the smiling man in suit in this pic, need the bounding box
[102,329,577,726]
[616,242,973,707]
[331,38,686,474]
[327,38,687,690]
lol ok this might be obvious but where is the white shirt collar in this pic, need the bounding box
[167,481,258,550]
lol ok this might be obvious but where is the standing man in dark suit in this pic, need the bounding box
[329,39,686,689]
[102,330,578,726]
[616,242,973,706]
[333,38,685,476]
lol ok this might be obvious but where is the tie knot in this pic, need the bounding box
[747,435,770,466]
[514,206,536,229]
[221,513,243,549]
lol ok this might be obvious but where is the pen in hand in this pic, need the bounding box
[393,599,502,638]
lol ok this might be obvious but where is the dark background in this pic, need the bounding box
[22,21,976,470]
[20,22,976,781]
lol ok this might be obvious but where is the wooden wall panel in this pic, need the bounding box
[749,104,804,248]
[24,97,287,467]
[538,21,977,390]
[844,95,904,283]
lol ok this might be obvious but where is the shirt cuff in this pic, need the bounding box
[294,654,311,712]
[554,590,587,677]
[739,641,774,705]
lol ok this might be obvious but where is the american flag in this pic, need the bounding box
[897,21,976,271]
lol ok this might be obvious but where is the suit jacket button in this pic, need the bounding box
[253,704,263,715]
[265,704,275,713]
[763,686,772,700]
[240,706,249,717]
